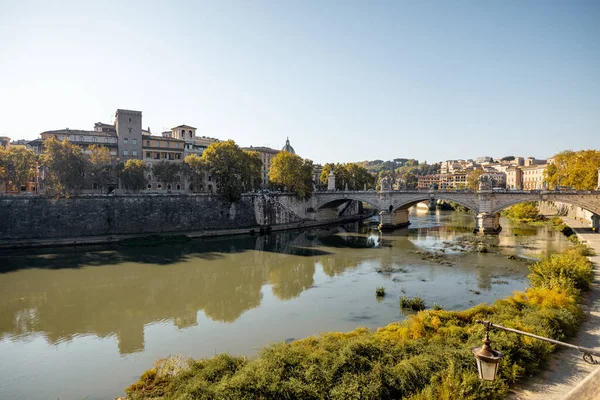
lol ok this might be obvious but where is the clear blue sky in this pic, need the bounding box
[1,0,598,164]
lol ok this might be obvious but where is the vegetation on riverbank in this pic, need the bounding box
[502,202,544,223]
[125,245,593,400]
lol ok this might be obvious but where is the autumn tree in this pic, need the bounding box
[41,137,86,197]
[0,147,37,193]
[320,163,374,190]
[184,154,206,192]
[544,150,600,190]
[202,140,260,201]
[152,160,182,192]
[466,169,484,191]
[269,151,314,198]
[87,145,114,193]
[119,159,148,192]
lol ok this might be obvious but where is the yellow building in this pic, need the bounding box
[522,164,547,190]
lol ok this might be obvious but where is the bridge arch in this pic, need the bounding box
[393,197,479,213]
[315,196,382,211]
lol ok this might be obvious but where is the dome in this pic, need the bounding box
[281,137,295,154]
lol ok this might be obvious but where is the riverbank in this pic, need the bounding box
[123,236,594,399]
[509,216,600,400]
[0,214,370,250]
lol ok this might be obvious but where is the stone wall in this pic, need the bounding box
[0,194,259,240]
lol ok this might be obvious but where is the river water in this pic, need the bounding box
[0,209,571,400]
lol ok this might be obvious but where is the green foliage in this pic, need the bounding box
[152,160,182,191]
[126,246,593,400]
[528,246,594,292]
[119,159,148,192]
[269,151,314,198]
[320,162,375,190]
[87,144,114,193]
[183,154,206,192]
[544,150,600,190]
[502,202,543,222]
[400,296,426,311]
[375,287,386,297]
[0,146,38,193]
[202,140,260,201]
[40,137,86,197]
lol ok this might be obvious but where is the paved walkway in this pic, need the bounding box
[509,216,600,400]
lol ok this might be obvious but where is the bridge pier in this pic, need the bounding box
[379,209,410,231]
[474,213,502,235]
[429,198,436,210]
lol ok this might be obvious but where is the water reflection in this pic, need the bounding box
[0,224,372,354]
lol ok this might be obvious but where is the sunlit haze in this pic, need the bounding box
[1,0,598,163]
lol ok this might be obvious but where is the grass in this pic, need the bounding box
[375,286,386,297]
[399,296,426,311]
[125,244,594,400]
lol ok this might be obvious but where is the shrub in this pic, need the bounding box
[376,287,386,297]
[400,296,426,311]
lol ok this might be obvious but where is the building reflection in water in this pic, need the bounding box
[0,223,371,354]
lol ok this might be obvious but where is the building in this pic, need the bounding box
[506,167,523,189]
[281,137,295,154]
[476,156,493,164]
[417,174,442,189]
[522,164,547,190]
[0,136,10,149]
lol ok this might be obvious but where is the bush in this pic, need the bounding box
[502,202,544,222]
[376,286,386,297]
[400,296,426,311]
[126,245,593,400]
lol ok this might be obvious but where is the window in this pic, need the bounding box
[105,138,109,143]
[208,175,212,181]
[93,183,98,190]
[167,184,171,190]
[156,141,160,146]
[146,140,150,146]
[158,184,162,189]
[147,184,152,189]
[146,152,151,159]
[132,151,137,156]
[123,150,129,156]
[166,142,170,148]
[80,136,84,141]
[176,184,181,190]
[175,143,179,148]
[129,118,132,122]
[133,139,137,145]
[148,175,152,181]
[124,138,128,144]
[128,127,132,134]
[189,131,193,139]
[92,137,97,142]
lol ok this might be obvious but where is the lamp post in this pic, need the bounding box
[473,320,600,382]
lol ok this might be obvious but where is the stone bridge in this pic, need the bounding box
[274,190,600,234]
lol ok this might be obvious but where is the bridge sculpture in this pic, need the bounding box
[273,189,600,234]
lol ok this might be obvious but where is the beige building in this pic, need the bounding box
[506,166,523,189]
[522,164,547,190]
[0,136,10,149]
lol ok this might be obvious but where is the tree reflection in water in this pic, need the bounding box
[0,223,375,354]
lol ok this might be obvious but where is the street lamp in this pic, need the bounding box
[473,320,600,382]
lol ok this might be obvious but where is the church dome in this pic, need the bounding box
[281,137,295,154]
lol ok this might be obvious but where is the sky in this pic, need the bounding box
[1,0,598,164]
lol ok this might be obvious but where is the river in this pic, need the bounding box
[0,208,572,400]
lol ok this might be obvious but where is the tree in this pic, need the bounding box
[202,140,253,201]
[0,147,37,193]
[269,151,314,198]
[242,151,262,192]
[467,169,484,191]
[544,150,600,190]
[120,159,148,192]
[152,160,182,192]
[87,145,114,193]
[41,137,86,197]
[184,154,206,192]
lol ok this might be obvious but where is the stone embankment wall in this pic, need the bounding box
[0,194,260,240]
[539,201,594,225]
